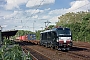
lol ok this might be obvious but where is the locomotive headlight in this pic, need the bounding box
[57,39,59,42]
[57,37,63,42]
[67,37,72,41]
[57,37,64,43]
[59,37,63,40]
[67,37,71,40]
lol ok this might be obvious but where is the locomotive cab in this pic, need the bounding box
[56,27,73,50]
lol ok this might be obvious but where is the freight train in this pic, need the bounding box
[16,26,73,51]
[39,26,73,50]
[16,34,36,41]
[15,34,40,44]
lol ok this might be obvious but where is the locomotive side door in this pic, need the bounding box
[51,31,57,45]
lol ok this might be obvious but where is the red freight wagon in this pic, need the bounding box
[19,36,22,41]
[22,35,27,41]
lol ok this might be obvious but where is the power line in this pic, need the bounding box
[16,0,90,31]
[20,0,45,31]
[70,2,90,12]
[23,0,45,25]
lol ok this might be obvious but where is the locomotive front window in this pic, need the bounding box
[57,28,71,35]
[64,30,71,34]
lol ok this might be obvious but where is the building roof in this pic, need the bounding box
[2,30,18,36]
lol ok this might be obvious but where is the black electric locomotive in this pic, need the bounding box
[39,26,73,51]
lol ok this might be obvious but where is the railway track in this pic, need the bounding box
[32,45,90,60]
[22,46,38,60]
[19,42,51,60]
[73,41,90,49]
[57,47,90,60]
[16,41,90,60]
[68,51,90,60]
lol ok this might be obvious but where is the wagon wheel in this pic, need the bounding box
[50,45,54,49]
[45,43,49,48]
[55,46,58,50]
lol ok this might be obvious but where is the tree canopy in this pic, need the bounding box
[14,11,90,42]
[57,11,90,42]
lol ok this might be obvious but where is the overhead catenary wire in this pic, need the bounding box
[23,0,45,25]
[17,0,90,31]
[69,2,90,12]
[20,0,45,31]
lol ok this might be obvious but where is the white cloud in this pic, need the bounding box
[17,26,23,28]
[49,9,67,15]
[3,11,18,19]
[26,0,55,8]
[41,15,50,19]
[5,0,28,10]
[70,1,76,6]
[32,15,38,19]
[68,0,90,12]
[1,0,90,31]
[7,8,66,31]
[0,10,13,17]
[2,9,45,22]
[45,8,51,11]
[2,25,7,28]
[49,16,59,24]
[25,9,44,14]
[4,0,55,10]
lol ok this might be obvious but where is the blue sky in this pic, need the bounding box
[0,0,90,32]
[51,0,72,9]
